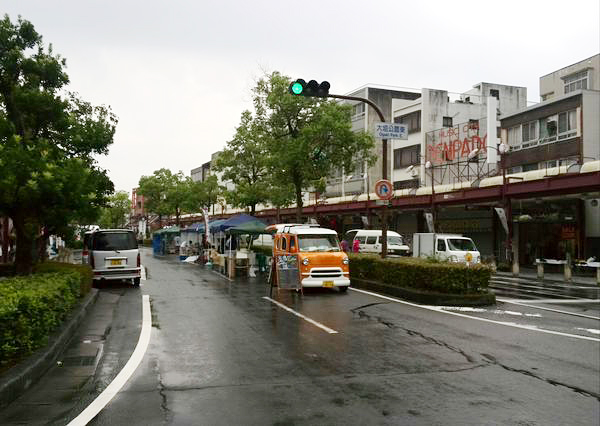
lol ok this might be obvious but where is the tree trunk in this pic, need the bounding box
[295,186,303,223]
[251,204,256,215]
[14,215,35,275]
[276,207,281,223]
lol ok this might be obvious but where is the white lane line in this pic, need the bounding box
[497,298,600,320]
[68,294,152,426]
[263,297,338,334]
[141,265,147,281]
[349,288,600,342]
[497,298,600,304]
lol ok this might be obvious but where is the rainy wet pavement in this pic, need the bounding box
[1,247,598,425]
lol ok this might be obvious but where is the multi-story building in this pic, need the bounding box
[498,54,600,263]
[392,83,528,189]
[191,161,211,183]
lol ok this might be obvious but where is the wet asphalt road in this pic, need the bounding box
[2,247,598,425]
[81,248,599,425]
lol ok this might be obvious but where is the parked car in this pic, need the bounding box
[82,229,141,286]
[344,229,410,256]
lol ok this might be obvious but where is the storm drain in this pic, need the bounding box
[60,356,97,367]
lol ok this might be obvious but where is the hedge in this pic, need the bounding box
[349,254,492,295]
[0,271,81,366]
[34,262,93,297]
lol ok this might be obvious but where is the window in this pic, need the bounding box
[436,239,446,251]
[393,145,419,169]
[558,110,577,140]
[489,89,499,99]
[289,236,296,251]
[92,231,137,251]
[443,116,453,127]
[366,236,377,244]
[297,234,340,252]
[563,70,588,94]
[508,166,523,174]
[539,115,557,144]
[395,111,421,133]
[507,125,521,149]
[448,238,477,251]
[352,103,365,118]
[521,120,538,148]
[281,237,287,250]
[522,163,538,172]
[356,236,367,244]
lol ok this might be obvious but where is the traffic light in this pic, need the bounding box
[288,79,330,97]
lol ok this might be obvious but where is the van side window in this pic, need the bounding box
[289,236,295,251]
[281,236,287,250]
[366,236,377,244]
[275,236,280,250]
[357,236,367,244]
[437,239,446,251]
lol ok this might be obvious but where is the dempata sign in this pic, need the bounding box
[426,120,488,164]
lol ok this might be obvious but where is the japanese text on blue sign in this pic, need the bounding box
[374,123,408,140]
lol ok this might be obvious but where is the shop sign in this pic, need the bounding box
[425,120,488,165]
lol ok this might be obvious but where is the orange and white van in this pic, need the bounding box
[267,224,350,292]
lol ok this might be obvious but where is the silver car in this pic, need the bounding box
[84,229,141,286]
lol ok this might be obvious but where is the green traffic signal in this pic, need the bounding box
[291,82,304,95]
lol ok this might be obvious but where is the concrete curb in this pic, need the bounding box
[0,288,99,408]
[351,278,496,306]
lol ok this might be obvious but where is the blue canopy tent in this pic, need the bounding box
[212,214,258,233]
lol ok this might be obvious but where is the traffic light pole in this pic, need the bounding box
[328,94,389,259]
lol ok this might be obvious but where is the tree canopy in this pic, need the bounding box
[217,71,376,221]
[98,191,131,229]
[0,15,117,273]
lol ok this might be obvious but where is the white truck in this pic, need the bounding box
[412,233,481,264]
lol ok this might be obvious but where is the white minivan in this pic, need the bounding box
[83,229,141,286]
[345,229,410,256]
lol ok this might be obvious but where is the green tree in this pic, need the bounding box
[254,72,376,222]
[212,110,270,215]
[98,191,131,229]
[0,15,117,274]
[185,175,224,216]
[138,169,191,227]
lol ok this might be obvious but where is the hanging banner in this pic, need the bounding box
[494,207,509,234]
[424,212,435,233]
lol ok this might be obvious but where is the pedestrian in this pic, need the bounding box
[352,238,360,253]
[340,239,349,252]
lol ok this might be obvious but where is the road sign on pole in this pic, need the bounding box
[375,179,394,200]
[374,123,408,140]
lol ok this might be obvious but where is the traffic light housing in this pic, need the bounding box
[289,79,330,97]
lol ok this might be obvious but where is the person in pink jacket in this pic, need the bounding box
[352,238,360,253]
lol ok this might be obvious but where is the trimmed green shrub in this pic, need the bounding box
[349,254,491,295]
[33,262,93,297]
[0,272,81,366]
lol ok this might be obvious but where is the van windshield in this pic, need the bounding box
[447,238,477,251]
[298,234,340,252]
[387,236,403,245]
[93,232,137,251]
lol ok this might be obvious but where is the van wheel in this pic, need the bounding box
[133,277,141,287]
[339,286,348,293]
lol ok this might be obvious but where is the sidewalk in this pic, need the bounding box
[495,269,599,287]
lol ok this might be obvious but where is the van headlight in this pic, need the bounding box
[342,257,349,265]
[302,258,309,266]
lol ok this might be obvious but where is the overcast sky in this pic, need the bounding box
[2,0,599,194]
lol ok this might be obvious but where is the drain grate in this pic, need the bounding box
[60,355,97,367]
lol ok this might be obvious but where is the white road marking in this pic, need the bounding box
[141,265,147,281]
[497,298,599,304]
[349,288,600,342]
[68,294,152,426]
[263,297,338,334]
[497,298,600,320]
[576,328,600,335]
